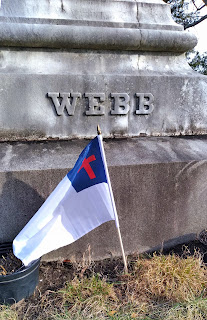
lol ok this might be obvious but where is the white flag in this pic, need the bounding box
[13,135,115,266]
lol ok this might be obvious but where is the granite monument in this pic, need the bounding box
[0,0,207,261]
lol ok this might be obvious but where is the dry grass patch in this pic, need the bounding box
[126,252,207,304]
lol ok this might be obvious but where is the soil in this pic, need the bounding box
[0,251,22,275]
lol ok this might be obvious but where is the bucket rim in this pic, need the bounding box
[0,242,40,281]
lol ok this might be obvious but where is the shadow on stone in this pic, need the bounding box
[0,172,44,242]
[148,233,207,263]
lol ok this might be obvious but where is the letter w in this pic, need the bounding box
[47,92,81,116]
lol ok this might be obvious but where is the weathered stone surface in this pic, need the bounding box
[0,24,195,52]
[0,0,204,141]
[0,0,195,53]
[0,51,207,140]
[0,137,207,260]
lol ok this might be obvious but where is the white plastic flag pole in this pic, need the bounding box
[97,125,128,274]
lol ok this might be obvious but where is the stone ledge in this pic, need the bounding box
[2,136,207,172]
[0,22,197,52]
[0,17,183,31]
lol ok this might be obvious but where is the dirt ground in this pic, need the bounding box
[1,239,207,319]
[16,254,127,319]
[30,239,207,301]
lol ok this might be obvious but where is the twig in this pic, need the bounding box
[0,264,7,275]
[191,0,205,11]
[185,14,207,29]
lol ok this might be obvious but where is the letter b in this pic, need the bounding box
[111,93,130,115]
[135,93,154,115]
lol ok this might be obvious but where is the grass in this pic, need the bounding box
[1,251,207,320]
[128,252,207,303]
[164,298,207,320]
[0,305,18,320]
[59,275,117,318]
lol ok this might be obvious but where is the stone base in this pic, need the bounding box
[1,136,207,261]
[1,49,207,140]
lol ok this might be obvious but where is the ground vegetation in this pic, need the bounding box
[0,242,206,320]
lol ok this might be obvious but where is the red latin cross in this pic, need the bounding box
[78,155,96,179]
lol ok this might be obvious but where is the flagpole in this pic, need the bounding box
[97,125,128,274]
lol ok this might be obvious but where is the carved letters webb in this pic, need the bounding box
[47,92,154,116]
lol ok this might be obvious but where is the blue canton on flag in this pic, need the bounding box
[67,137,107,192]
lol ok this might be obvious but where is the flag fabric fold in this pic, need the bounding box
[13,135,115,266]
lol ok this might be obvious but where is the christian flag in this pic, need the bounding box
[13,135,116,266]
